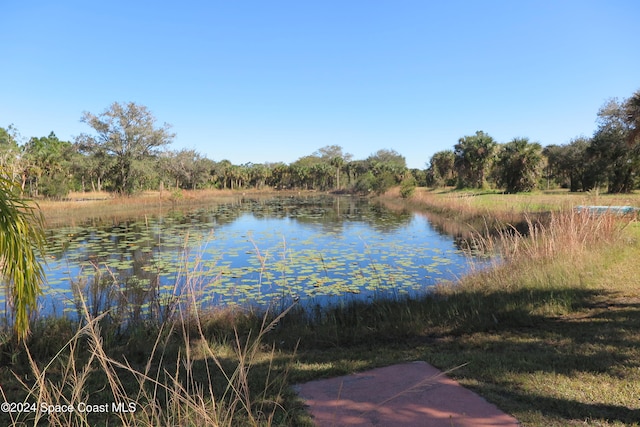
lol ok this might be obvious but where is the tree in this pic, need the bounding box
[214,159,233,189]
[400,175,417,198]
[366,149,407,171]
[160,149,211,190]
[73,145,113,192]
[365,149,408,194]
[0,126,19,152]
[227,164,249,189]
[454,131,497,188]
[0,125,23,181]
[305,146,352,190]
[544,138,593,191]
[22,132,74,198]
[588,95,640,193]
[290,156,317,190]
[427,150,456,187]
[409,168,428,187]
[267,162,291,189]
[330,156,344,190]
[77,102,175,194]
[247,163,271,189]
[624,89,640,147]
[313,145,352,162]
[345,159,369,188]
[0,171,46,340]
[495,138,543,193]
[310,162,333,190]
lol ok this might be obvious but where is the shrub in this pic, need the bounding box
[399,177,416,198]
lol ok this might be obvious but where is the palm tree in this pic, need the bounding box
[0,171,46,340]
[330,156,344,190]
[495,138,543,193]
[454,131,497,189]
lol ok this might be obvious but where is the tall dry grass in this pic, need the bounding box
[469,209,633,263]
[421,208,637,331]
[406,189,530,222]
[1,236,299,427]
[3,295,297,426]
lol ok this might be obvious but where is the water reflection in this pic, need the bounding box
[22,196,490,319]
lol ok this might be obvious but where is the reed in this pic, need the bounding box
[0,244,300,427]
[468,208,630,263]
[0,307,298,426]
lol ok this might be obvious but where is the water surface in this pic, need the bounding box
[15,196,485,319]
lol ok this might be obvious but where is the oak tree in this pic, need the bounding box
[77,102,175,194]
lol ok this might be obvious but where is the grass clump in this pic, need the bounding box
[0,296,306,427]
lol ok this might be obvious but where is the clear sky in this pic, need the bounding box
[2,1,638,169]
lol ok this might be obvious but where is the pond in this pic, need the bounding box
[7,196,489,321]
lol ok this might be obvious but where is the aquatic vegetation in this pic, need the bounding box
[24,196,483,323]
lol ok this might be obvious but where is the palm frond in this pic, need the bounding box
[0,170,46,340]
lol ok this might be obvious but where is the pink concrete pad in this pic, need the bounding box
[295,361,520,426]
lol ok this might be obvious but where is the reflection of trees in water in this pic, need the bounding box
[50,197,505,268]
[364,202,412,232]
[70,249,162,323]
[207,195,413,233]
[47,198,423,278]
[373,199,483,254]
[411,210,478,254]
[55,195,414,236]
[43,195,483,321]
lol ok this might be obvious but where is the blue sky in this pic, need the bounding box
[2,1,638,169]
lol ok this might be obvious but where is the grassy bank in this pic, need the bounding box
[372,188,640,426]
[2,188,639,426]
[403,187,640,218]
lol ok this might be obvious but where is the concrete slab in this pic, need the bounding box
[295,361,520,427]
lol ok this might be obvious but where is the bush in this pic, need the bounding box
[40,175,71,199]
[372,171,397,195]
[400,177,416,198]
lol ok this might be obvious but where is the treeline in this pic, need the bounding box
[427,89,640,193]
[0,102,415,198]
[1,89,638,198]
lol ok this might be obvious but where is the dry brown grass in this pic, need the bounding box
[3,293,297,427]
[34,189,297,227]
[472,209,633,263]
